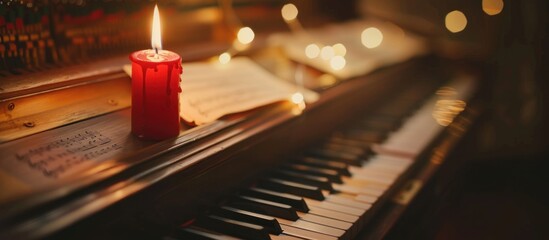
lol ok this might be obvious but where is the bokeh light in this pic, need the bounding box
[445,10,467,33]
[237,27,255,44]
[281,4,299,21]
[218,52,231,64]
[361,27,383,48]
[305,44,320,59]
[482,0,504,16]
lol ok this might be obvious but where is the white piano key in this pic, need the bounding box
[277,218,346,238]
[305,198,365,216]
[270,234,306,240]
[326,195,372,210]
[296,212,353,231]
[308,206,359,223]
[333,183,385,197]
[279,224,338,240]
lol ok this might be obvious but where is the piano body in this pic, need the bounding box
[2,0,545,239]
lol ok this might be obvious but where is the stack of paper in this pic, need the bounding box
[269,20,428,79]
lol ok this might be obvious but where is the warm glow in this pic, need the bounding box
[482,0,504,16]
[291,92,306,114]
[320,46,335,60]
[291,92,305,104]
[445,10,467,33]
[305,44,320,59]
[432,100,466,126]
[332,43,347,56]
[219,52,231,64]
[330,56,346,70]
[281,4,299,22]
[237,27,255,44]
[151,4,162,51]
[361,27,383,49]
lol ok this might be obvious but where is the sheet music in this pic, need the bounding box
[269,20,428,79]
[124,57,318,125]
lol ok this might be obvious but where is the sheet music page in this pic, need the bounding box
[269,20,428,79]
[124,57,318,125]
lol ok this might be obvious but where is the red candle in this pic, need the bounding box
[130,5,182,140]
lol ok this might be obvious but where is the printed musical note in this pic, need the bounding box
[13,130,121,178]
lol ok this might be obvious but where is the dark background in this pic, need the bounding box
[320,0,549,239]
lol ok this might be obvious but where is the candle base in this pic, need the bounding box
[132,129,180,141]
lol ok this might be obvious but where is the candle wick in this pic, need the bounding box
[155,48,159,55]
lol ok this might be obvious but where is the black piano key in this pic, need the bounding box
[212,206,282,234]
[271,169,334,191]
[282,164,343,184]
[231,195,299,221]
[173,227,240,240]
[243,187,309,212]
[296,157,351,176]
[259,178,325,201]
[194,215,270,240]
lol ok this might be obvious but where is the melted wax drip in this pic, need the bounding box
[141,66,147,135]
[167,64,173,107]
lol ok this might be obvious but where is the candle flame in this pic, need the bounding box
[151,4,162,51]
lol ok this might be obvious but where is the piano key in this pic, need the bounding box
[304,198,365,217]
[325,195,372,210]
[272,169,334,191]
[282,164,343,183]
[341,177,389,191]
[276,218,347,239]
[182,222,302,240]
[344,173,395,185]
[350,163,406,175]
[296,212,353,231]
[279,224,337,240]
[259,178,325,200]
[243,188,309,212]
[174,227,240,240]
[307,205,358,223]
[332,192,378,204]
[347,169,398,183]
[368,155,413,165]
[270,234,304,240]
[333,183,385,197]
[354,194,378,204]
[212,206,283,234]
[296,157,351,176]
[227,203,353,238]
[194,215,271,240]
[231,195,299,221]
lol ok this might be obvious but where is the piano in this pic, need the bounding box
[0,0,495,239]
